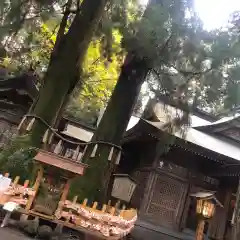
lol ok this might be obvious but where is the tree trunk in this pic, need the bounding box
[80,54,149,201]
[232,178,240,240]
[29,0,109,146]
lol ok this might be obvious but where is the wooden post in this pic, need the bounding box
[208,189,232,239]
[23,180,30,188]
[82,198,88,207]
[57,179,71,211]
[22,165,43,220]
[66,196,78,223]
[92,202,98,209]
[196,219,205,240]
[110,207,116,215]
[72,195,78,204]
[61,180,71,202]
[13,176,20,185]
[101,204,107,212]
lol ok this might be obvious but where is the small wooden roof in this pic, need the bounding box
[190,191,223,207]
[34,149,88,175]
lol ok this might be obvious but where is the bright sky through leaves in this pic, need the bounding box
[194,0,240,30]
[139,0,240,30]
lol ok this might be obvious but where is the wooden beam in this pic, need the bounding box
[55,178,71,215]
[23,165,44,220]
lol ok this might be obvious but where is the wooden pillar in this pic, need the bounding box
[60,179,71,204]
[196,219,205,240]
[208,189,232,239]
[139,170,156,214]
[22,165,43,220]
[27,165,44,210]
[55,178,71,218]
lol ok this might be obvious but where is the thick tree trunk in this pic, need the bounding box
[232,178,240,240]
[80,54,149,201]
[93,55,148,143]
[29,0,108,146]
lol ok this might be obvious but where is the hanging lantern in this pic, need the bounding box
[111,174,137,203]
[196,199,215,218]
[191,192,223,240]
[191,192,223,219]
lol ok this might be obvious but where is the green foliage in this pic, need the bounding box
[0,134,36,181]
[0,0,128,123]
[123,2,240,115]
[1,0,240,200]
[66,31,124,124]
[1,0,240,118]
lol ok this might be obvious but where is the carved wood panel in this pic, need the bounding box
[146,175,185,226]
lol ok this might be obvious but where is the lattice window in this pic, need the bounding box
[147,175,184,224]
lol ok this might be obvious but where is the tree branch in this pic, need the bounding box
[54,0,73,50]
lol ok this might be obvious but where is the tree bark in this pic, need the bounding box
[80,54,149,202]
[232,178,240,240]
[29,0,109,146]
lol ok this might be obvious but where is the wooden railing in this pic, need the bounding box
[0,173,137,239]
[0,173,35,207]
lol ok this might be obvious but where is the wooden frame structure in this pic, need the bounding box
[0,149,137,239]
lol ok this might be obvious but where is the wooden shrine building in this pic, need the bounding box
[1,73,240,239]
[120,101,240,240]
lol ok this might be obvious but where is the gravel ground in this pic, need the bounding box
[0,228,33,240]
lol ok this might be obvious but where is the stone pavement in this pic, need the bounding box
[0,228,32,240]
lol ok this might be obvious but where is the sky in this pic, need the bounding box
[139,0,240,30]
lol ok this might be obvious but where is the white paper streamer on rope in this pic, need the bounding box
[77,152,83,161]
[26,118,35,131]
[90,144,98,158]
[73,145,80,160]
[42,129,49,143]
[115,151,121,165]
[54,140,62,154]
[82,145,88,158]
[108,147,114,161]
[48,133,54,144]
[17,116,26,130]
